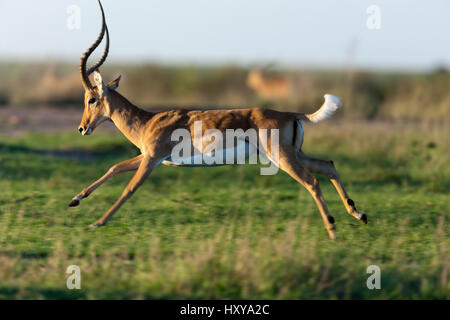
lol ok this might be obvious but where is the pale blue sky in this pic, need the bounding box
[0,0,449,71]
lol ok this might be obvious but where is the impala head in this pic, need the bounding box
[78,0,121,136]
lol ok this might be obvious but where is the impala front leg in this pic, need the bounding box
[89,155,159,228]
[69,155,143,207]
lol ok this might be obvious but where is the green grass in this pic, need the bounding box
[0,122,448,299]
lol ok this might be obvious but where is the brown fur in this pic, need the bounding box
[72,72,367,239]
[72,1,366,239]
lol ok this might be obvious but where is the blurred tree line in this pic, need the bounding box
[0,62,448,121]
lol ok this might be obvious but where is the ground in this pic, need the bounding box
[0,114,448,299]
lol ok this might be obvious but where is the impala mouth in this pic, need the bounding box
[85,127,93,135]
[81,127,93,136]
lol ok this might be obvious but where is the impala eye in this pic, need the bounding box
[88,97,96,104]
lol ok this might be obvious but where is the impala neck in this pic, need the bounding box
[107,90,152,150]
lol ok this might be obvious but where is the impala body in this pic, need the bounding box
[70,1,367,239]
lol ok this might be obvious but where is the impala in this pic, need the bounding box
[69,0,367,239]
[246,69,290,100]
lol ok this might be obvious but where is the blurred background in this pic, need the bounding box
[0,0,449,130]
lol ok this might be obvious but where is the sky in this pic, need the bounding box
[0,0,449,71]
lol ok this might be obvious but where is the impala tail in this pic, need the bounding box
[296,94,342,123]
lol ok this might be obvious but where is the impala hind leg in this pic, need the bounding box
[298,153,367,224]
[89,155,158,228]
[275,150,338,239]
[69,155,143,207]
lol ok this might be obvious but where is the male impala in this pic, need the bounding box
[69,1,367,239]
[246,69,290,100]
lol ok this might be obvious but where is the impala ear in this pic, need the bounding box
[93,70,104,87]
[107,74,121,91]
[93,70,108,95]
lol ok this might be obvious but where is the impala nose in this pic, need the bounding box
[79,126,92,136]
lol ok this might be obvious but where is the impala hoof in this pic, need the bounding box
[328,228,337,240]
[89,221,104,228]
[360,213,368,224]
[69,199,80,207]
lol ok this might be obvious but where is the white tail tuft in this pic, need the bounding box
[306,94,342,123]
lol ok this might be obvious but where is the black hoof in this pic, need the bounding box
[347,198,355,207]
[360,213,368,224]
[69,199,80,207]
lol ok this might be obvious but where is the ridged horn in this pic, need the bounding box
[79,0,109,91]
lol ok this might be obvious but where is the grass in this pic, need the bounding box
[0,121,448,299]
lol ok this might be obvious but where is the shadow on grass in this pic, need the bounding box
[0,286,86,299]
[0,142,135,161]
[0,142,97,160]
[0,250,51,260]
[0,265,446,299]
[1,141,447,191]
[0,141,138,182]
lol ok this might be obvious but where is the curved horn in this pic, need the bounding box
[87,26,109,77]
[79,0,108,91]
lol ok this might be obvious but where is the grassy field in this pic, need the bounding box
[0,121,448,299]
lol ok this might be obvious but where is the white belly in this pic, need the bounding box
[161,140,266,167]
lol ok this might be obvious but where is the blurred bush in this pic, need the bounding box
[0,62,448,121]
